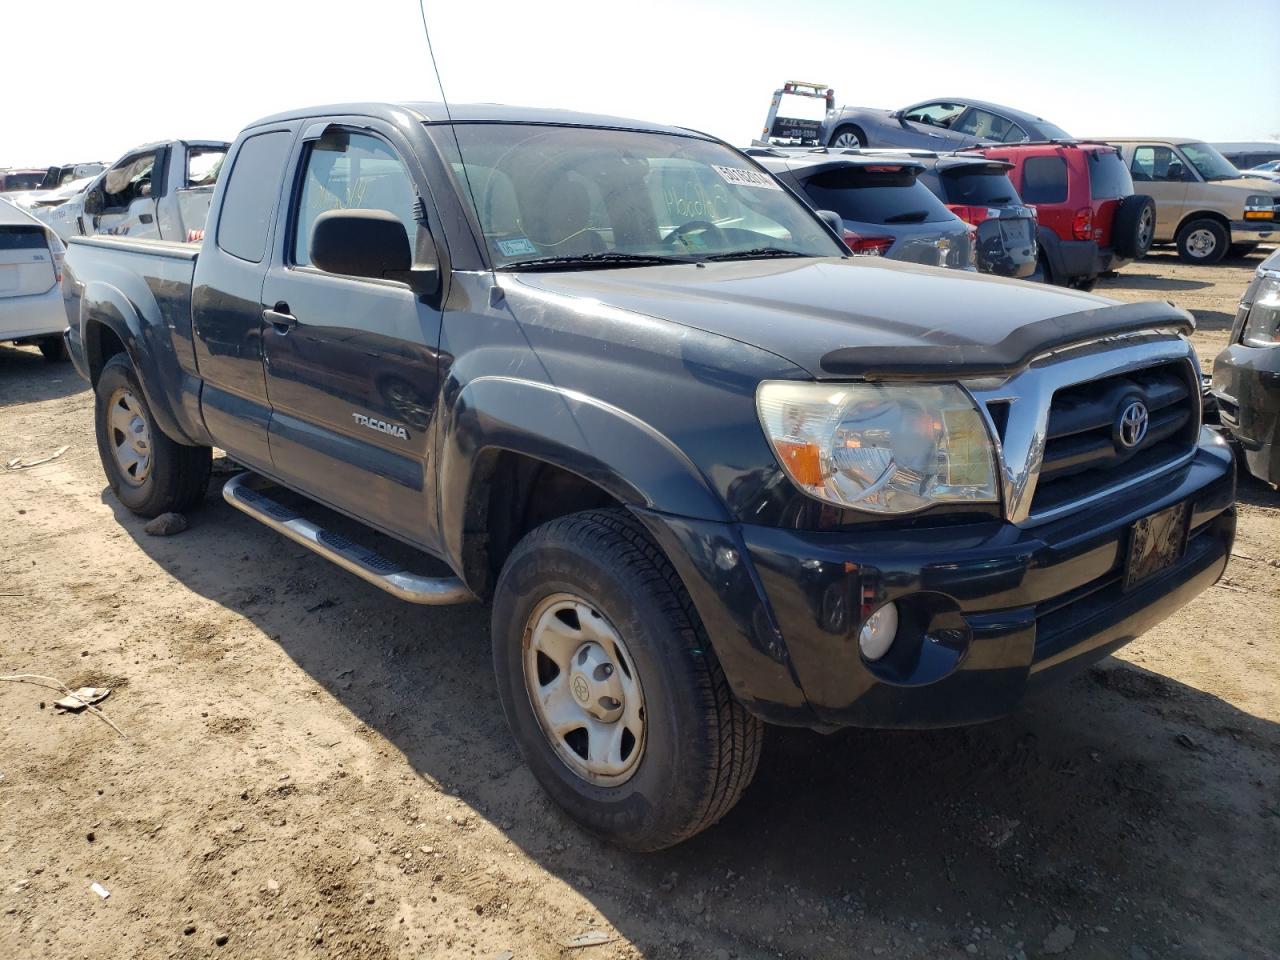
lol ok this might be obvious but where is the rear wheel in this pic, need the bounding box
[94,353,211,517]
[1175,218,1227,264]
[491,508,762,851]
[828,126,865,149]
[37,336,68,363]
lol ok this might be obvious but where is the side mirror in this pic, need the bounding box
[1166,161,1186,182]
[815,209,844,235]
[83,190,103,215]
[311,209,439,295]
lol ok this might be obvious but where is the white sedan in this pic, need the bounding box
[1,198,68,361]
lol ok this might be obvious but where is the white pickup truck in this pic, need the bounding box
[41,139,228,243]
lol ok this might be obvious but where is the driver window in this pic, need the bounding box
[101,152,157,210]
[903,102,965,129]
[1130,145,1186,183]
[293,131,418,267]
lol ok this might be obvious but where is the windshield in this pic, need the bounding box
[443,123,844,268]
[1180,142,1239,181]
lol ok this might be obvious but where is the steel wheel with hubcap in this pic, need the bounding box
[107,386,154,486]
[524,594,645,786]
[491,508,762,851]
[93,353,211,516]
[1176,218,1227,264]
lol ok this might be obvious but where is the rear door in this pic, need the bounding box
[259,120,444,548]
[1125,144,1190,239]
[192,126,299,470]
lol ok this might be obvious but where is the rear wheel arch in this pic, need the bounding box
[84,316,127,385]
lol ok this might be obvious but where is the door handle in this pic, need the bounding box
[263,303,297,331]
[139,213,154,224]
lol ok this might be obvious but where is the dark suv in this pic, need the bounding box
[749,149,977,268]
[976,142,1155,289]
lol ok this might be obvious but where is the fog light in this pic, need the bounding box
[858,602,899,661]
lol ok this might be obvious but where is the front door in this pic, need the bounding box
[1126,145,1191,240]
[896,102,968,149]
[260,124,443,549]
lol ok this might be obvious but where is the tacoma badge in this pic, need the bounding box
[351,412,409,440]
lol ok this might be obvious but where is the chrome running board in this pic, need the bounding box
[222,472,474,605]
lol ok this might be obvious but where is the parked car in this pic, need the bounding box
[0,169,47,193]
[1211,142,1280,171]
[1101,138,1280,262]
[48,140,229,243]
[748,149,976,268]
[38,163,106,190]
[1240,159,1280,183]
[909,153,1039,279]
[63,101,1236,851]
[974,142,1155,289]
[4,175,95,214]
[1211,247,1280,488]
[823,97,1071,150]
[1,199,69,361]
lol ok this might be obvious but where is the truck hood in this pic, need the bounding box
[512,257,1193,380]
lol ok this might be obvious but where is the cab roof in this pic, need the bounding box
[245,102,711,140]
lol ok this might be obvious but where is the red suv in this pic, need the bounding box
[975,142,1155,289]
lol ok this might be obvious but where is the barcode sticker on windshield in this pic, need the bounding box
[711,165,782,191]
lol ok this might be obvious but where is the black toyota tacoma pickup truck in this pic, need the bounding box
[62,102,1236,851]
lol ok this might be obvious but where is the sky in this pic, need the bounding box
[4,0,1279,168]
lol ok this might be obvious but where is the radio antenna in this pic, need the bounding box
[416,0,487,270]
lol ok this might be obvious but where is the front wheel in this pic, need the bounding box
[1175,218,1228,264]
[491,509,762,851]
[94,353,211,517]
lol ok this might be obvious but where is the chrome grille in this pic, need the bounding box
[1029,360,1199,517]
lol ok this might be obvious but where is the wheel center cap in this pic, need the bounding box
[568,642,625,722]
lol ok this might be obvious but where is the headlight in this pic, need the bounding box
[756,381,999,514]
[1242,274,1280,347]
[1244,195,1276,220]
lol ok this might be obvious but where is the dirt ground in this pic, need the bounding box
[2,250,1277,960]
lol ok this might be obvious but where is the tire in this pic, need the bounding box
[1175,218,1228,264]
[94,353,211,517]
[1112,194,1156,260]
[828,125,865,149]
[491,508,762,851]
[1030,254,1052,284]
[38,336,69,363]
[1228,243,1259,259]
[1069,277,1098,292]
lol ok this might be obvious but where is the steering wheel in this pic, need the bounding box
[663,220,727,249]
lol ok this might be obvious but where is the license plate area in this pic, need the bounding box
[1124,501,1191,590]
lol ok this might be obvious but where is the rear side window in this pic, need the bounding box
[940,168,1020,205]
[798,167,954,224]
[1019,156,1068,204]
[216,131,293,263]
[1088,150,1133,199]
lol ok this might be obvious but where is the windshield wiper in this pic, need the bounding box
[702,247,810,262]
[883,210,930,224]
[497,252,698,271]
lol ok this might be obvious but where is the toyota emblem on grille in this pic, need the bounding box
[1118,400,1149,449]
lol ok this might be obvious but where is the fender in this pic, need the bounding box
[79,279,209,447]
[1036,224,1065,281]
[437,375,732,574]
